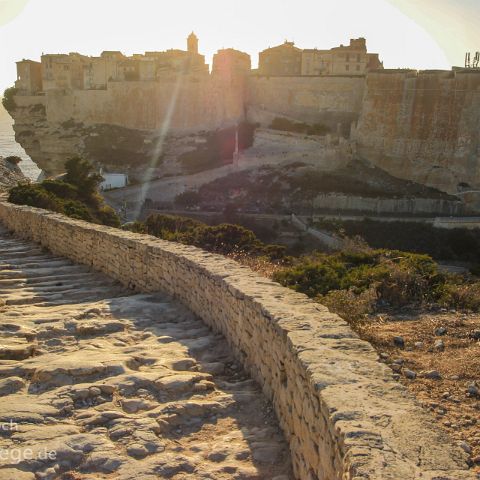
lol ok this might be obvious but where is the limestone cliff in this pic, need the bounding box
[7,71,247,176]
[7,68,480,200]
[354,70,480,195]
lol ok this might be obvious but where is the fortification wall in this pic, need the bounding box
[354,70,480,194]
[43,75,246,132]
[0,201,472,479]
[247,75,365,135]
[312,193,465,216]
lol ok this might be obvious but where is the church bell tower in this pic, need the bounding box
[187,32,199,55]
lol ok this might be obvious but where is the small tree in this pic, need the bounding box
[64,157,103,197]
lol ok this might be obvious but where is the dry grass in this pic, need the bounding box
[358,312,480,470]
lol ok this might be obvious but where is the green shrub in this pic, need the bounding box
[8,157,120,228]
[273,248,448,309]
[8,184,61,212]
[41,180,78,199]
[143,214,285,260]
[2,87,17,112]
[270,117,330,136]
[96,205,121,227]
[64,157,104,198]
[62,200,93,222]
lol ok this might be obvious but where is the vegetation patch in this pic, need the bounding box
[313,218,480,264]
[273,245,480,324]
[179,122,256,174]
[124,213,286,260]
[8,157,120,227]
[270,116,330,136]
[2,87,18,112]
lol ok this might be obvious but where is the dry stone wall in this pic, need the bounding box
[0,201,474,480]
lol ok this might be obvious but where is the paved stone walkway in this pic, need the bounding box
[0,227,292,479]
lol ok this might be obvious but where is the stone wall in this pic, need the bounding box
[312,193,465,216]
[247,75,365,135]
[42,75,245,132]
[354,70,480,194]
[0,201,472,479]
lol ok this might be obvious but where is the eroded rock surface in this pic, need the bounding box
[0,227,292,479]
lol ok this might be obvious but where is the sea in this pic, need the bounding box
[0,103,41,181]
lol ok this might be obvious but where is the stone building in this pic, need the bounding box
[15,60,42,94]
[83,51,125,89]
[41,53,89,91]
[212,49,251,76]
[260,38,383,76]
[258,41,302,75]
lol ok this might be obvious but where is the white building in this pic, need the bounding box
[100,172,128,191]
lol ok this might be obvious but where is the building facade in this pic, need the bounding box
[258,41,302,75]
[261,38,383,76]
[15,60,42,94]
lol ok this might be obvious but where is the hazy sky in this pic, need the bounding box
[1,0,479,93]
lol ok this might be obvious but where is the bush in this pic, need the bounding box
[8,184,61,212]
[270,117,330,136]
[273,248,448,310]
[143,213,285,261]
[64,157,104,198]
[41,180,78,199]
[318,287,377,325]
[62,200,93,222]
[8,157,120,227]
[2,87,17,112]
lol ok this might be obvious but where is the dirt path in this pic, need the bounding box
[0,228,292,479]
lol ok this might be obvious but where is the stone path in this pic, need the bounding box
[0,227,292,479]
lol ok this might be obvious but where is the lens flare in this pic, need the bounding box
[0,0,30,26]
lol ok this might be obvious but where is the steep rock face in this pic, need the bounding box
[8,100,215,178]
[7,72,247,176]
[354,70,480,194]
[7,69,480,199]
[0,157,28,191]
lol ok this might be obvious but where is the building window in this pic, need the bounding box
[357,54,361,62]
[346,64,350,71]
[346,54,350,62]
[356,65,360,71]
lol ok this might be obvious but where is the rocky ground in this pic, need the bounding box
[0,157,27,192]
[0,227,292,479]
[358,312,480,474]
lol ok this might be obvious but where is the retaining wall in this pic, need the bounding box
[0,201,473,480]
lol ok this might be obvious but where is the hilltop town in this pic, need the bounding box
[1,29,480,480]
[5,33,480,216]
[14,34,382,94]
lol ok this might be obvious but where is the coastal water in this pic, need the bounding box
[0,103,41,180]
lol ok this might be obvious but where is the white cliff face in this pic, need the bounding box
[7,69,480,197]
[353,70,480,195]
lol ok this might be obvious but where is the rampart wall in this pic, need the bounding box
[247,75,365,135]
[42,75,246,132]
[354,70,480,194]
[0,201,472,479]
